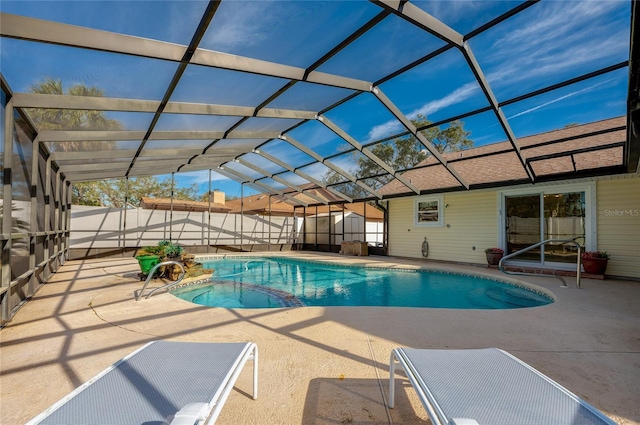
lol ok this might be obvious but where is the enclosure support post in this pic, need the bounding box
[293,206,297,248]
[268,195,272,251]
[342,205,345,245]
[207,170,211,253]
[1,98,14,322]
[240,183,244,252]
[123,177,129,256]
[315,205,318,250]
[363,202,367,244]
[302,207,306,249]
[66,181,71,261]
[60,178,68,264]
[169,172,174,242]
[44,158,51,282]
[28,135,39,297]
[54,168,61,267]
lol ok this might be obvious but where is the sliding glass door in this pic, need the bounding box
[505,195,541,262]
[503,187,589,266]
[543,192,585,264]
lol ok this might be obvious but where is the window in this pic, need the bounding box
[415,196,444,227]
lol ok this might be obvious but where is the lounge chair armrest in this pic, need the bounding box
[170,402,211,425]
[449,419,479,425]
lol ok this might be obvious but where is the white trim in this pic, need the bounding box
[414,195,444,227]
[498,182,596,269]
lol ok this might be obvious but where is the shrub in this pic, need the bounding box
[165,243,184,257]
[485,247,504,254]
[141,245,164,256]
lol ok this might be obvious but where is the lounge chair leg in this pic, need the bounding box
[389,351,397,409]
[252,345,259,400]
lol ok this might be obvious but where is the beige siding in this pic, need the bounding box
[389,191,498,264]
[388,176,640,278]
[596,177,640,278]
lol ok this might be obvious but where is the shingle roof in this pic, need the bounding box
[380,116,625,195]
[224,191,384,220]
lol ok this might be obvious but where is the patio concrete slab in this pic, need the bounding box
[1,253,639,425]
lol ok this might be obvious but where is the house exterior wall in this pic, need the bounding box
[388,175,640,279]
[389,190,498,264]
[596,177,640,278]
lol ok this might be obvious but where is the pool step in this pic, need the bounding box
[487,265,605,280]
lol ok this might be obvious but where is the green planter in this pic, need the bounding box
[135,255,160,275]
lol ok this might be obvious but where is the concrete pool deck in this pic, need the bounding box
[1,252,639,425]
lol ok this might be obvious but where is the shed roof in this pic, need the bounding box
[140,197,231,213]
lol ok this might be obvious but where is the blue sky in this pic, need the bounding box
[1,0,630,198]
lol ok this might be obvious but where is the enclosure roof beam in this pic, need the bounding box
[217,165,308,207]
[461,42,535,181]
[65,172,129,182]
[317,114,421,194]
[50,149,138,161]
[280,134,381,199]
[235,158,329,205]
[367,1,533,182]
[255,149,354,203]
[11,92,318,120]
[371,86,469,189]
[59,160,131,171]
[370,0,463,46]
[0,12,373,92]
[37,130,283,142]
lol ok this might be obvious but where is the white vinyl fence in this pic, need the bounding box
[70,205,302,249]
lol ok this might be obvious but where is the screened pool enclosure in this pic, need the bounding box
[1,0,638,323]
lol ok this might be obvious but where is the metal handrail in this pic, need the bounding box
[135,261,185,301]
[498,238,583,288]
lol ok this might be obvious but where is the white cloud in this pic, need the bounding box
[484,1,628,88]
[202,2,281,51]
[507,79,613,120]
[366,82,480,142]
[408,82,479,119]
[366,120,404,143]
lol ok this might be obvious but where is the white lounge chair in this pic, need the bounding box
[27,341,258,425]
[389,347,616,425]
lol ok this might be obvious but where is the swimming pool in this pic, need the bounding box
[170,257,553,309]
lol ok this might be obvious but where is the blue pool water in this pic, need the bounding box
[171,257,553,309]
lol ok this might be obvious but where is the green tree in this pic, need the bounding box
[26,78,199,206]
[28,78,123,141]
[72,177,199,207]
[323,115,472,199]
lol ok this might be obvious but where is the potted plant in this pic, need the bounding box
[485,247,504,266]
[135,246,163,279]
[581,251,609,275]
